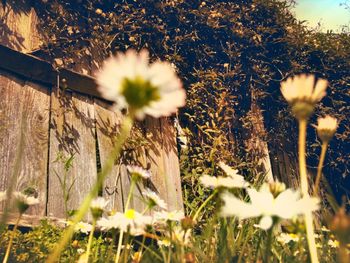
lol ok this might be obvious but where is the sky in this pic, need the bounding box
[293,0,349,32]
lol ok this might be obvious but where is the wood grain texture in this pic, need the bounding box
[159,117,183,210]
[94,99,124,212]
[0,72,50,216]
[0,2,41,52]
[145,117,183,211]
[95,99,149,213]
[47,87,97,220]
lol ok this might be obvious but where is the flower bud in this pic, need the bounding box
[316,115,338,142]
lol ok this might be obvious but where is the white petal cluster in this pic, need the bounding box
[97,209,152,235]
[96,49,186,119]
[220,183,319,230]
[280,74,328,104]
[90,197,109,210]
[142,189,167,210]
[13,192,39,206]
[277,233,300,244]
[127,165,151,180]
[154,210,185,222]
[200,162,248,189]
[73,221,93,235]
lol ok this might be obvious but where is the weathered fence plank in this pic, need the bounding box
[47,87,97,219]
[0,2,41,52]
[145,117,183,211]
[94,99,124,212]
[0,72,49,216]
[160,117,183,210]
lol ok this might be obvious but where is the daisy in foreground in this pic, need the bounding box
[95,49,186,119]
[97,209,152,235]
[220,183,319,230]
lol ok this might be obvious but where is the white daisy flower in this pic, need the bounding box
[97,209,152,235]
[13,191,39,214]
[154,210,185,222]
[157,238,172,247]
[90,197,109,219]
[142,189,167,210]
[0,191,6,202]
[73,221,93,235]
[199,174,248,189]
[277,233,300,244]
[316,115,338,142]
[220,183,319,230]
[127,165,151,180]
[280,74,328,119]
[280,74,328,104]
[95,49,186,120]
[328,239,339,248]
[219,162,240,177]
[91,197,109,210]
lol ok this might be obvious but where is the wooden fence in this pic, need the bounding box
[0,44,183,225]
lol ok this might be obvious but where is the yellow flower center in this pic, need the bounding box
[125,209,136,220]
[121,76,161,110]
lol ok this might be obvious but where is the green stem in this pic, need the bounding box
[264,227,273,263]
[3,213,22,263]
[115,169,138,263]
[115,231,124,263]
[237,226,254,263]
[85,219,96,262]
[192,190,217,223]
[313,142,328,196]
[298,119,319,263]
[125,179,136,212]
[46,115,134,263]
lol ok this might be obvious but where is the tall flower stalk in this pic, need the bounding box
[297,118,319,263]
[280,74,329,263]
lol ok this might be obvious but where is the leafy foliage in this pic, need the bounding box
[30,0,350,207]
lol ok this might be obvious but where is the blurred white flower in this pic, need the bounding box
[73,221,93,234]
[220,183,319,230]
[316,115,338,142]
[90,197,109,219]
[127,165,151,180]
[219,162,239,177]
[95,49,186,119]
[97,209,152,235]
[13,191,39,214]
[280,74,328,119]
[0,191,6,202]
[280,74,328,104]
[157,238,172,247]
[154,210,185,222]
[277,233,300,244]
[142,189,167,210]
[171,226,191,246]
[199,174,248,189]
[328,239,339,248]
[91,197,109,210]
